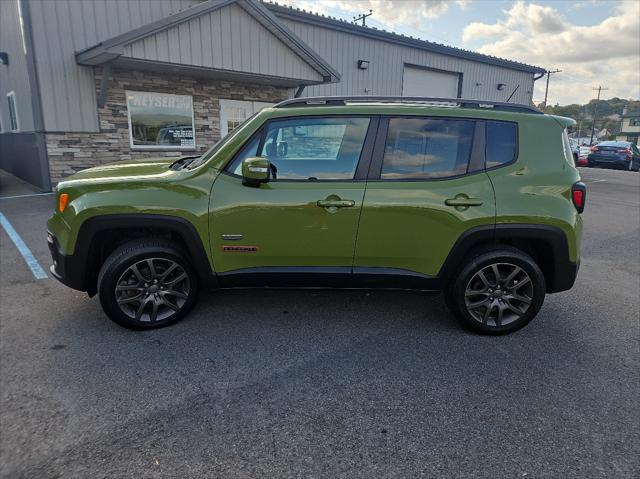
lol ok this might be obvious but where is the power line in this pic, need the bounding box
[353,9,373,26]
[589,85,609,145]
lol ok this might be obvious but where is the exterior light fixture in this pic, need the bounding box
[357,60,369,70]
[497,83,506,91]
[0,52,9,66]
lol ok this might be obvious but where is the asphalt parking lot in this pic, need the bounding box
[1,167,638,478]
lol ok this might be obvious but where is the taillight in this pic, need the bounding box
[571,182,586,214]
[616,148,631,157]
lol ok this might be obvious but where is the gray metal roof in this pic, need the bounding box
[264,1,546,75]
[76,0,341,82]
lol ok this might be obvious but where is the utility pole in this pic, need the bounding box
[542,68,562,109]
[353,9,373,26]
[589,85,609,145]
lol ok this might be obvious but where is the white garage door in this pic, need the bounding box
[402,66,460,98]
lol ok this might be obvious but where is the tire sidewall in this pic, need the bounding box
[449,250,546,335]
[98,243,198,330]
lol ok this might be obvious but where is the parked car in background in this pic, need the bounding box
[569,138,579,164]
[587,141,640,171]
[576,145,591,167]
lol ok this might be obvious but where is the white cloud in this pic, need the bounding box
[273,0,458,29]
[462,1,640,104]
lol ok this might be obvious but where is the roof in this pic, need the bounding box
[76,0,340,83]
[622,111,640,118]
[264,1,546,75]
[273,96,543,114]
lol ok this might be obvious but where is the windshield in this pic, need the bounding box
[184,111,262,170]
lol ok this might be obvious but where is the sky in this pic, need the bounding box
[276,0,640,105]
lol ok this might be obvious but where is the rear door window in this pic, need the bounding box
[486,121,517,168]
[380,118,475,179]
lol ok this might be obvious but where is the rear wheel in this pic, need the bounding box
[445,248,546,334]
[97,239,198,330]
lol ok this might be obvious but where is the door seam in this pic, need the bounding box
[350,118,381,273]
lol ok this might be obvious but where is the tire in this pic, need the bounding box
[444,247,546,335]
[97,238,199,330]
[633,160,640,172]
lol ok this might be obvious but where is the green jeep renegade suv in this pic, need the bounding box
[47,97,585,334]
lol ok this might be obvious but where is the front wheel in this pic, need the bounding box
[97,239,199,330]
[445,248,546,334]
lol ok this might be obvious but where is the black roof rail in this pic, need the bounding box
[273,96,543,114]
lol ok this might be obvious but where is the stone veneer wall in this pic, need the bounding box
[46,67,289,183]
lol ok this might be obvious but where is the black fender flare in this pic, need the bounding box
[73,214,216,293]
[439,224,577,293]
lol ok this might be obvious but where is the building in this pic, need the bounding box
[0,0,545,190]
[615,109,640,145]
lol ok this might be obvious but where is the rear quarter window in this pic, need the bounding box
[486,121,517,168]
[561,129,576,166]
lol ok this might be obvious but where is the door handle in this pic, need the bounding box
[317,199,355,208]
[445,198,483,207]
[445,195,484,209]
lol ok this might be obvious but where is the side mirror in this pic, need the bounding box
[242,157,270,187]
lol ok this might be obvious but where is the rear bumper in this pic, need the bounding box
[47,230,87,292]
[550,258,580,293]
[587,156,629,168]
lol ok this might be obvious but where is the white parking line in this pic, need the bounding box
[0,192,55,200]
[0,212,48,279]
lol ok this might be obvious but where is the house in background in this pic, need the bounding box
[0,0,545,190]
[616,108,640,145]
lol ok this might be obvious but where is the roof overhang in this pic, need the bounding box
[76,0,340,85]
[109,57,329,87]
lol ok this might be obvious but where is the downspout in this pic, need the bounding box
[532,71,546,107]
[20,0,52,191]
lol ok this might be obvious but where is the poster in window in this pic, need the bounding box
[126,91,195,149]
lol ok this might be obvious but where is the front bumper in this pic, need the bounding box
[47,230,87,292]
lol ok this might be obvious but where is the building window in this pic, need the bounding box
[7,91,19,132]
[219,100,273,138]
[381,117,475,179]
[126,91,195,150]
[629,118,640,127]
